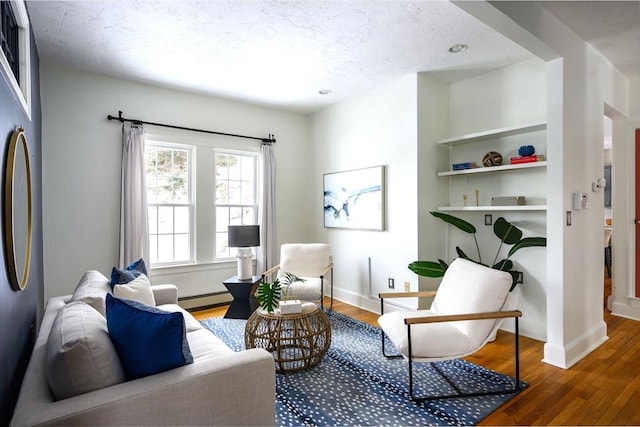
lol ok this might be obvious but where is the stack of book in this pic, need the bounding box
[451,161,478,170]
[510,154,545,164]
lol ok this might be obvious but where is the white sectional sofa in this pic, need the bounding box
[10,271,276,426]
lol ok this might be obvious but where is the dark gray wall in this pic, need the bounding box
[0,21,43,426]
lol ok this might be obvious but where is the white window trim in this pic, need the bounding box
[0,0,31,119]
[214,149,259,262]
[144,126,261,272]
[145,141,196,267]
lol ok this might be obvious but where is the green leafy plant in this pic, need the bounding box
[408,211,546,290]
[256,272,306,313]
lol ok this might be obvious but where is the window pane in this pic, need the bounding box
[228,181,242,204]
[216,207,229,232]
[215,154,228,180]
[174,234,190,262]
[229,207,242,225]
[215,232,229,258]
[241,181,254,204]
[242,207,255,224]
[228,155,241,180]
[148,206,158,234]
[149,235,158,264]
[241,156,255,181]
[155,176,173,203]
[174,206,189,234]
[216,181,228,204]
[158,206,174,234]
[157,235,173,263]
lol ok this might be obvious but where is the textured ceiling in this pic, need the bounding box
[27,0,535,113]
[538,1,640,79]
[26,1,639,113]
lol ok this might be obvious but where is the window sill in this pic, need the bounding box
[150,260,255,276]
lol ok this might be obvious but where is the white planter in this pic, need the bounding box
[279,299,302,314]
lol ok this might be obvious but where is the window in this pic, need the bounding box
[1,1,19,81]
[144,134,259,269]
[145,143,192,265]
[0,0,30,118]
[215,152,258,258]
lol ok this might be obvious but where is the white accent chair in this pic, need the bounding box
[263,243,333,309]
[378,258,522,401]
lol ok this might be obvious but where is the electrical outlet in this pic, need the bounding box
[404,281,410,292]
[388,278,394,289]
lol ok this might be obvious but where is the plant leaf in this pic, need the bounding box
[430,211,476,234]
[408,261,445,277]
[508,271,520,291]
[437,259,449,272]
[493,259,513,271]
[456,246,470,259]
[493,217,523,245]
[256,279,281,313]
[508,237,547,257]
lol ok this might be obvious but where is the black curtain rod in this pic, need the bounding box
[107,111,276,144]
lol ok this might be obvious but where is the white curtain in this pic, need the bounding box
[119,124,149,268]
[257,143,276,273]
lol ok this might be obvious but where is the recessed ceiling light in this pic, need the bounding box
[448,44,468,53]
[318,89,332,95]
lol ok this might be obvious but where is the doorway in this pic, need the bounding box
[604,116,613,309]
[636,128,640,296]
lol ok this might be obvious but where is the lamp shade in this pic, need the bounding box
[228,225,260,247]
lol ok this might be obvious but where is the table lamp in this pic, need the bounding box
[228,225,260,280]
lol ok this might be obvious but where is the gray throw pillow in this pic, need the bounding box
[46,301,125,400]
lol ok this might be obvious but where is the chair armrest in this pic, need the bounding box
[319,262,333,278]
[262,264,280,279]
[404,310,522,325]
[379,291,437,299]
[151,284,179,305]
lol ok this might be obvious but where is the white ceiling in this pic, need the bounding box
[25,1,639,114]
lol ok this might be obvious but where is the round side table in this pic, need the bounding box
[244,302,331,373]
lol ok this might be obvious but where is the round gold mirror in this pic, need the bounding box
[5,127,32,291]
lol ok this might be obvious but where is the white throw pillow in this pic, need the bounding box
[113,273,156,306]
[70,270,112,316]
[46,301,125,400]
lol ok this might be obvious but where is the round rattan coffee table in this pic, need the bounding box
[244,302,331,373]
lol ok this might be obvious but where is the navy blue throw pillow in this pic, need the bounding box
[105,294,193,381]
[110,258,148,288]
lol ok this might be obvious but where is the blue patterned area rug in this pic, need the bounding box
[200,310,525,426]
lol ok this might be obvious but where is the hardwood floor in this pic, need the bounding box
[192,280,640,426]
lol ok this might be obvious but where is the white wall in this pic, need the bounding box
[40,62,309,300]
[309,74,421,313]
[474,1,632,368]
[446,58,548,340]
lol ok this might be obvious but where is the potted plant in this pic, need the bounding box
[256,272,306,313]
[409,211,546,290]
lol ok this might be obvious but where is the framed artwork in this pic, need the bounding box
[323,165,385,231]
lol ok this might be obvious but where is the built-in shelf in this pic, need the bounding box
[437,205,547,212]
[438,161,547,177]
[437,121,547,146]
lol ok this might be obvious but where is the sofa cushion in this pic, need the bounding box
[46,301,126,400]
[70,270,112,316]
[106,294,193,380]
[110,258,147,288]
[113,273,156,306]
